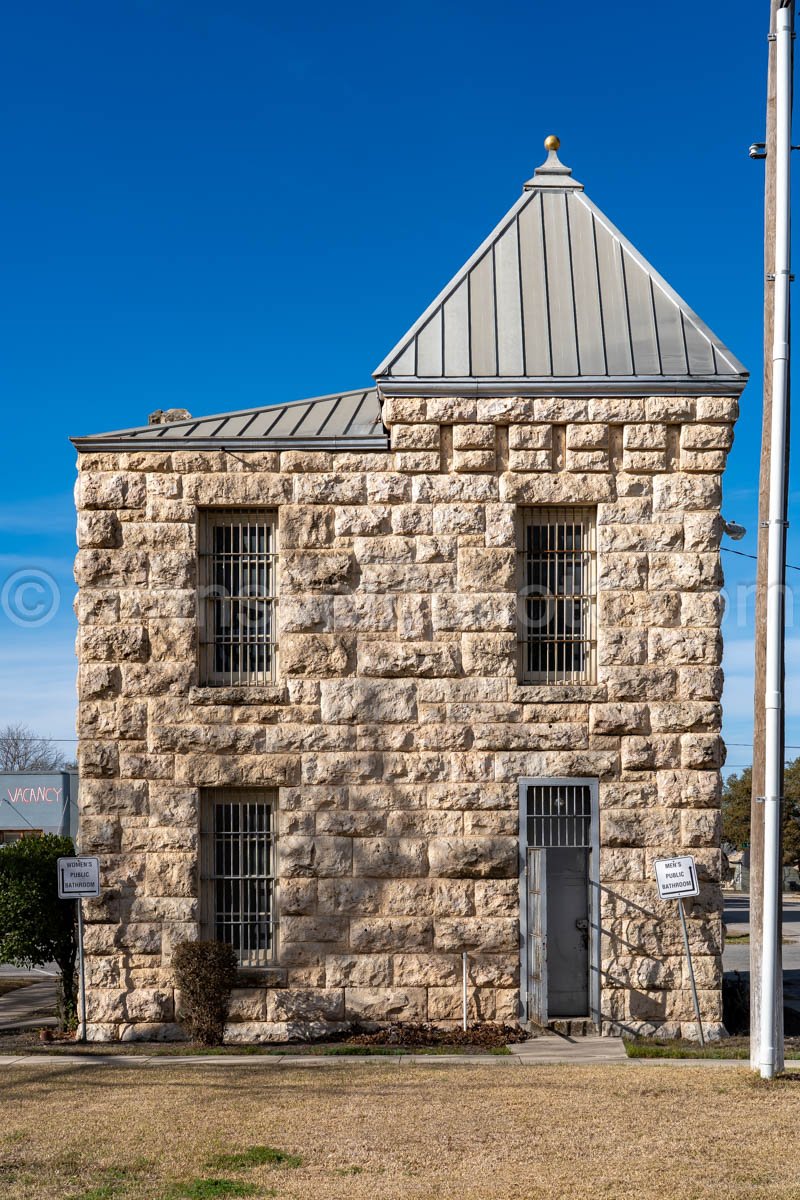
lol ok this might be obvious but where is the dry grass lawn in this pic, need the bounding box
[1,1063,799,1200]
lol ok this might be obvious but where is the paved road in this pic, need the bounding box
[0,979,58,1030]
[723,893,800,972]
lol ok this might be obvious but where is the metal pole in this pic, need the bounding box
[751,0,782,1076]
[678,899,704,1048]
[77,899,87,1044]
[462,951,468,1032]
[760,0,793,1081]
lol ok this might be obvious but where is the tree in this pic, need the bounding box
[0,834,78,1026]
[0,723,66,772]
[723,758,800,872]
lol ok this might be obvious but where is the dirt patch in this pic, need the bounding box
[340,1021,530,1049]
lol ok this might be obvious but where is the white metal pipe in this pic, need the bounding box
[760,1,793,1081]
[462,951,468,1031]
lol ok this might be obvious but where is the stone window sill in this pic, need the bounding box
[508,682,608,703]
[236,967,287,989]
[189,685,288,706]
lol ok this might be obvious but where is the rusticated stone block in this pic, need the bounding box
[648,627,721,665]
[590,703,649,735]
[456,548,515,592]
[349,918,433,952]
[77,472,146,511]
[462,633,516,678]
[653,474,721,512]
[78,511,121,548]
[278,836,353,878]
[266,988,344,1021]
[429,837,516,879]
[281,633,350,676]
[332,593,396,631]
[681,733,724,769]
[352,838,428,878]
[432,593,515,632]
[82,627,149,663]
[325,955,392,987]
[280,505,335,548]
[392,953,460,987]
[320,678,416,723]
[434,917,517,953]
[144,854,196,898]
[344,988,426,1022]
[281,550,354,592]
[391,423,440,451]
[357,641,461,678]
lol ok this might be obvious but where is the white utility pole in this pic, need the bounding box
[760,0,793,1081]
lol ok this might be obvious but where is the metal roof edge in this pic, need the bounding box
[372,189,536,378]
[576,192,749,378]
[376,376,748,398]
[71,435,390,454]
[70,387,378,444]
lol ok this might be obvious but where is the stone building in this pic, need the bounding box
[71,140,746,1042]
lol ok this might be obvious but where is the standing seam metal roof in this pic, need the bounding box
[373,147,747,396]
[72,142,746,453]
[71,388,387,452]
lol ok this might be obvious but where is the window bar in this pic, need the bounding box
[199,509,277,687]
[204,789,275,968]
[518,507,597,685]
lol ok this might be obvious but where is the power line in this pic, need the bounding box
[722,546,800,572]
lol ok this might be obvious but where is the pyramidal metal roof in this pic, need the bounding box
[72,388,387,452]
[373,141,748,397]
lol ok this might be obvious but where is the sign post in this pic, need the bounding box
[654,856,704,1047]
[57,857,100,1043]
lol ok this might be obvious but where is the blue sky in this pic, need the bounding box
[0,0,794,774]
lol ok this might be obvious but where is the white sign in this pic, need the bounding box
[57,856,100,899]
[654,855,699,900]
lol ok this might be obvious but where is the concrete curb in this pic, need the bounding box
[0,1050,796,1069]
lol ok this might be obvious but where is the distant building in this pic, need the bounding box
[71,140,746,1042]
[0,771,78,844]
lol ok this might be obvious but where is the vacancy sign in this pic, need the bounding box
[57,857,100,899]
[654,855,699,900]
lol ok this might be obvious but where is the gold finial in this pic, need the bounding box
[544,134,560,152]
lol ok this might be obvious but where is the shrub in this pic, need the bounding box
[0,834,78,1028]
[173,940,238,1045]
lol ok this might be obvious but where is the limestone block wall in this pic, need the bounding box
[74,391,737,1041]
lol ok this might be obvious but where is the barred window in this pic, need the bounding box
[519,507,597,684]
[200,789,276,968]
[527,783,592,848]
[198,509,277,686]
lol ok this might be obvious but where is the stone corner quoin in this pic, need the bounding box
[73,388,738,1043]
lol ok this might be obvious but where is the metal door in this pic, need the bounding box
[545,846,590,1018]
[526,848,547,1025]
[522,781,595,1025]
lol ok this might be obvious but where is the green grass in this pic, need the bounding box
[624,1038,800,1061]
[162,1181,259,1199]
[320,1044,410,1057]
[68,1163,152,1199]
[724,934,791,945]
[206,1146,302,1171]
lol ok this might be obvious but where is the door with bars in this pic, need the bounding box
[525,782,594,1023]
